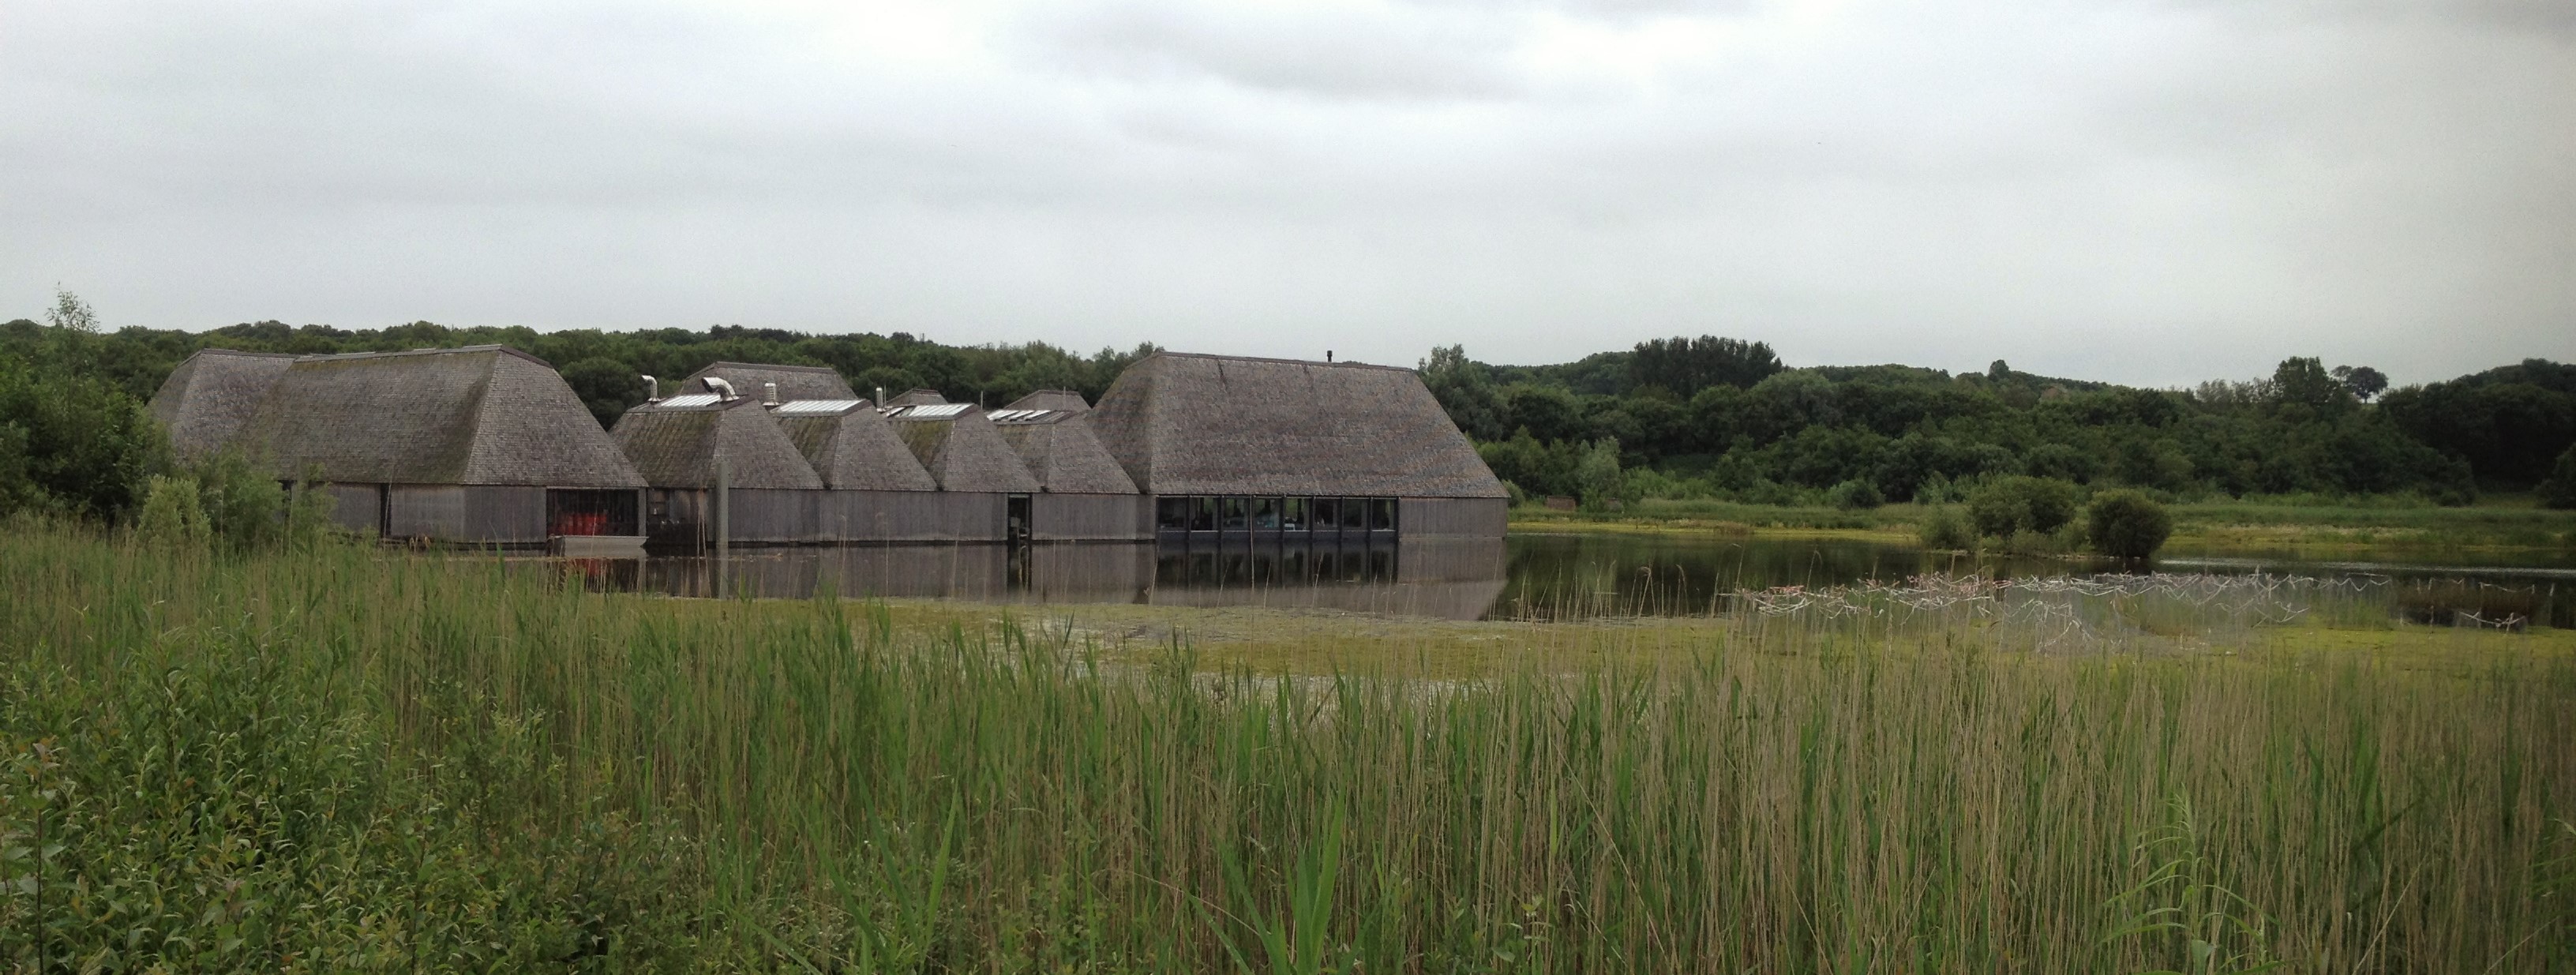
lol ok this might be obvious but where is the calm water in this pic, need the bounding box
[547,531,2576,628]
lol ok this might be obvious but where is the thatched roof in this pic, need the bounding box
[771,400,939,491]
[887,388,948,406]
[885,405,1041,493]
[1088,352,1505,498]
[682,362,856,402]
[991,411,1137,494]
[148,348,297,461]
[1006,389,1091,413]
[613,396,823,490]
[242,346,644,487]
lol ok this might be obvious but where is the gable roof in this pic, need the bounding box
[991,412,1138,494]
[886,388,948,406]
[1087,352,1505,498]
[148,348,298,461]
[682,362,856,402]
[611,395,823,490]
[886,407,1041,493]
[242,346,644,487]
[771,401,940,491]
[1006,389,1091,413]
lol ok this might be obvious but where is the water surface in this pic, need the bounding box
[553,530,2575,628]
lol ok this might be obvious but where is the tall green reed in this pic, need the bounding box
[2,523,2570,972]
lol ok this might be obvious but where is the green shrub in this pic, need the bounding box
[1918,505,1974,550]
[2540,444,2576,510]
[1827,478,1884,511]
[2087,489,2173,559]
[133,474,210,547]
[1502,479,1529,508]
[1967,476,2079,538]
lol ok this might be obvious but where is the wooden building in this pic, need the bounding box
[612,389,825,546]
[882,396,1041,542]
[148,348,298,462]
[988,390,1150,542]
[681,362,857,403]
[1086,352,1509,545]
[188,346,647,549]
[769,398,986,542]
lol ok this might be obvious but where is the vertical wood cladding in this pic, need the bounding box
[1032,493,1151,542]
[1397,497,1509,538]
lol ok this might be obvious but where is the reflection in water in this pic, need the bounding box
[547,531,2574,628]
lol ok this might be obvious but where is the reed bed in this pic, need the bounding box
[3,523,2572,972]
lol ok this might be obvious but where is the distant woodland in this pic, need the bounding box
[5,299,2574,522]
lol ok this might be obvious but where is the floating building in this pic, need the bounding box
[882,395,1044,542]
[612,388,826,545]
[1086,353,1509,543]
[988,390,1149,542]
[145,346,1510,561]
[179,346,650,548]
[148,348,298,461]
[682,361,857,403]
[768,397,974,542]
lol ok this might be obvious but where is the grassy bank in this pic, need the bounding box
[1511,496,2576,554]
[4,527,2574,971]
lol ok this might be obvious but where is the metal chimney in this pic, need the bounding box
[704,377,737,401]
[642,374,658,403]
[763,381,778,406]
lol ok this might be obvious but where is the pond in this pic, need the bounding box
[550,530,2576,628]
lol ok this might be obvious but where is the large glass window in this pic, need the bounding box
[1191,497,1217,531]
[1157,497,1191,531]
[1281,497,1307,531]
[1251,497,1279,530]
[1312,497,1341,531]
[1220,497,1248,531]
[1368,499,1396,532]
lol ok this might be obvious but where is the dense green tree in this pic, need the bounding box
[1628,336,1782,399]
[2540,444,2576,510]
[2086,490,2173,559]
[1968,477,2079,538]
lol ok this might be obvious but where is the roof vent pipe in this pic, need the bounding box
[875,385,886,408]
[704,377,737,401]
[642,375,658,403]
[1326,351,1334,362]
[763,381,778,406]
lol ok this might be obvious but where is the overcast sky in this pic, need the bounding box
[2,0,2568,386]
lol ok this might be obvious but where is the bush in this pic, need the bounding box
[1967,476,2079,538]
[1827,478,1884,511]
[1918,505,1974,550]
[2087,489,2173,559]
[134,474,210,547]
[2540,444,2576,510]
[1502,479,1529,508]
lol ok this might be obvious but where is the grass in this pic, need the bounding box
[1512,496,2576,556]
[3,523,2574,971]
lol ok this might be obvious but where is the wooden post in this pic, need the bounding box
[714,458,729,598]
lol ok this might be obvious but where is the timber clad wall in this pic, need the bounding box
[1397,497,1509,538]
[1033,494,1151,542]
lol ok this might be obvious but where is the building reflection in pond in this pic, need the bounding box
[571,536,1511,621]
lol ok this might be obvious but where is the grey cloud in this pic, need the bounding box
[1016,2,1527,100]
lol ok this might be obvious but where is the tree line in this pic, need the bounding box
[3,291,2573,527]
[1427,338,2575,508]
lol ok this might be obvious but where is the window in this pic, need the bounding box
[1281,497,1307,531]
[1221,497,1248,531]
[1312,497,1341,531]
[1157,497,1191,531]
[1191,497,1217,531]
[1368,499,1396,532]
[1251,497,1279,530]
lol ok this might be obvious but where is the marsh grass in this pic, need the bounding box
[2,523,2571,972]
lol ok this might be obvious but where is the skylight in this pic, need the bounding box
[773,399,865,415]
